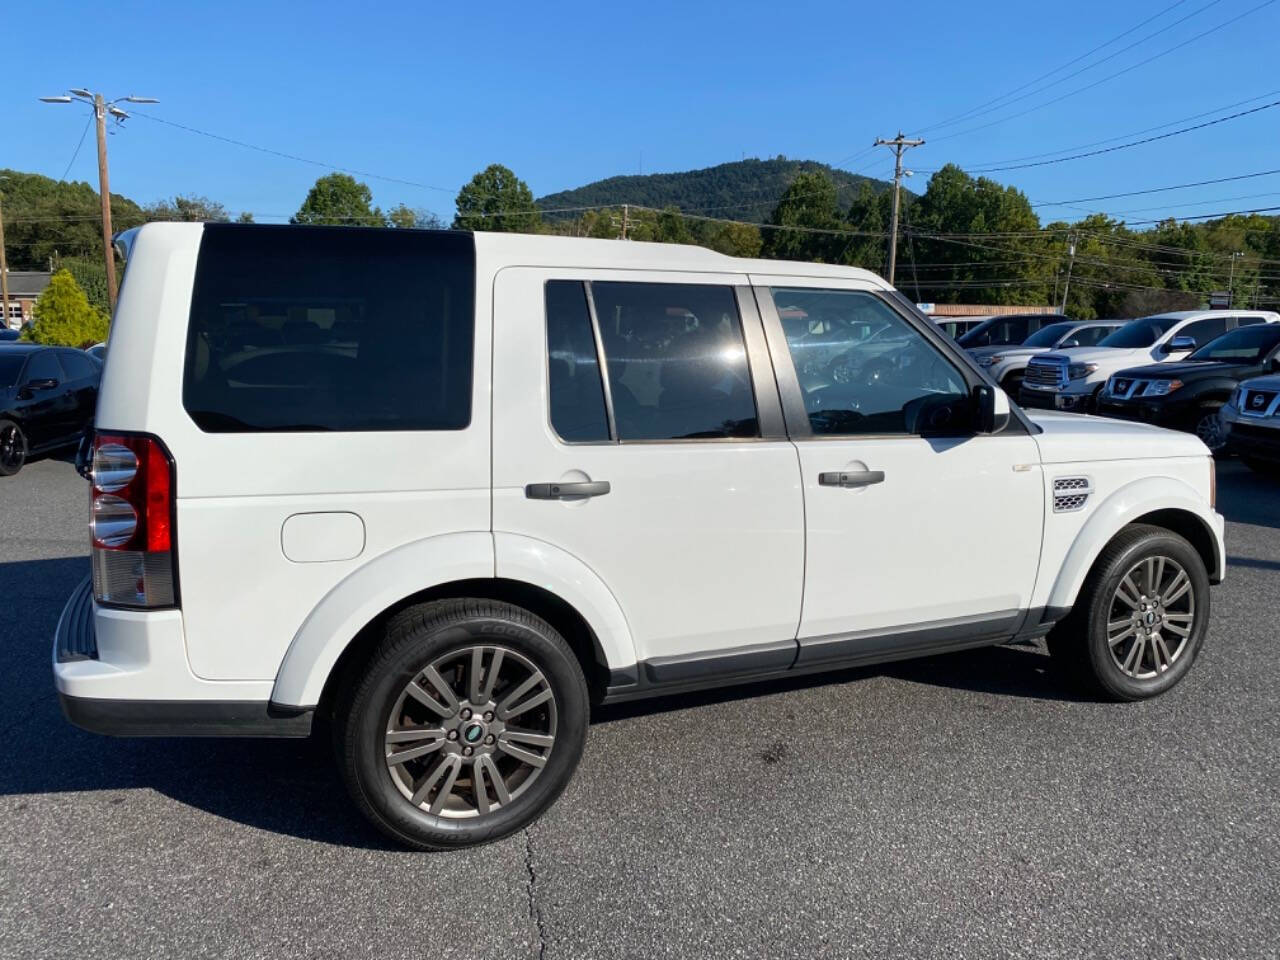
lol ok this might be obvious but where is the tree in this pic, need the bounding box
[453,164,541,233]
[144,194,230,222]
[701,220,763,258]
[388,204,445,230]
[654,206,693,245]
[0,168,145,270]
[844,182,894,271]
[236,211,255,223]
[761,171,847,263]
[291,174,384,226]
[56,257,111,314]
[22,269,108,347]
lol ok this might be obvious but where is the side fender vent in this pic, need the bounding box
[1053,476,1093,513]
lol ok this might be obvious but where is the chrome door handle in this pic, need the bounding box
[818,470,885,488]
[525,480,611,500]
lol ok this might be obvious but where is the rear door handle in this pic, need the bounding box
[818,470,885,488]
[525,480,611,500]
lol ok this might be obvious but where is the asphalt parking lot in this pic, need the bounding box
[2,456,1278,960]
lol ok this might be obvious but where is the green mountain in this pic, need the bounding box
[536,157,897,223]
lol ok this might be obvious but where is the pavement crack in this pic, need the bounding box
[524,828,548,960]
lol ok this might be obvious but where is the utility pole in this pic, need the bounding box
[41,88,159,315]
[1228,251,1243,306]
[1060,234,1078,313]
[873,131,924,286]
[620,204,631,240]
[0,177,10,330]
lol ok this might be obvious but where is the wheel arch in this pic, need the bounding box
[271,532,636,710]
[1046,476,1225,612]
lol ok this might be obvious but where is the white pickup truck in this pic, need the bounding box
[55,224,1226,850]
[1019,310,1279,413]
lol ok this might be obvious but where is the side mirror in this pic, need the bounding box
[1163,336,1196,354]
[1060,339,1080,348]
[973,384,1010,435]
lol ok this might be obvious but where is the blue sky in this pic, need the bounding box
[6,0,1279,225]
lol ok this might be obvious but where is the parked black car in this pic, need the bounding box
[0,328,20,342]
[0,344,101,476]
[956,312,1071,349]
[1094,323,1280,453]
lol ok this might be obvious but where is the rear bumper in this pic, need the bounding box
[53,577,310,738]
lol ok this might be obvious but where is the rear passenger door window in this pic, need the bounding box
[1181,316,1229,348]
[545,281,759,442]
[1073,326,1113,347]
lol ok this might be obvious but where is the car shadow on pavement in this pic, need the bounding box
[593,641,1090,725]
[2,553,1085,848]
[1215,461,1280,529]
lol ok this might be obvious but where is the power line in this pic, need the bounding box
[956,88,1280,170]
[1032,166,1280,207]
[928,0,1278,145]
[130,110,456,194]
[966,98,1280,173]
[915,0,1211,135]
[58,114,93,182]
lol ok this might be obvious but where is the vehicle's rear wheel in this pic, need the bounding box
[1047,524,1210,701]
[335,599,588,850]
[0,420,27,477]
[1193,404,1227,456]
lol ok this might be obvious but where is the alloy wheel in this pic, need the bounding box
[0,425,24,472]
[1194,412,1225,453]
[384,645,558,818]
[1106,555,1195,679]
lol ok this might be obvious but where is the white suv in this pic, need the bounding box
[55,224,1226,850]
[1020,310,1280,413]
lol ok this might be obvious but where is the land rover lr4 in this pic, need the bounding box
[54,224,1225,850]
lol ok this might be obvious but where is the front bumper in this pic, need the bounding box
[1224,420,1280,463]
[1095,395,1198,429]
[1019,384,1093,411]
[53,577,311,738]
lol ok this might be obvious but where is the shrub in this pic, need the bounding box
[22,269,109,348]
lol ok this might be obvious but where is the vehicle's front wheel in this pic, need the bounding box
[0,420,27,477]
[1048,524,1210,701]
[335,599,589,850]
[1192,404,1227,456]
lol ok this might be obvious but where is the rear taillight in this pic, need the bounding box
[90,432,177,608]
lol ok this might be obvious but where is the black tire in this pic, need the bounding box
[1000,373,1024,397]
[334,598,588,851]
[1243,456,1280,478]
[1047,524,1210,701]
[1191,403,1228,457]
[0,419,27,477]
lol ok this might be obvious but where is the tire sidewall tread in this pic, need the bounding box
[335,598,588,851]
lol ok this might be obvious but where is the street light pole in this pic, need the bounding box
[1060,234,1078,314]
[1228,251,1243,307]
[40,89,158,315]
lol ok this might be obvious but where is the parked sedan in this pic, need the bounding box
[1094,323,1280,454]
[0,344,101,476]
[0,328,20,342]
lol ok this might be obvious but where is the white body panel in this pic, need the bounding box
[489,266,805,664]
[55,226,1226,717]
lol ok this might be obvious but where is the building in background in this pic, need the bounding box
[3,271,51,329]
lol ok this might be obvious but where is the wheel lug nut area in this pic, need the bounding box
[460,708,472,720]
[447,730,458,741]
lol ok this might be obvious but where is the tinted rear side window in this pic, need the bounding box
[60,351,96,380]
[184,225,475,432]
[545,280,610,442]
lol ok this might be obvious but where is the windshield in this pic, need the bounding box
[1099,315,1180,348]
[1022,322,1077,348]
[1188,324,1280,362]
[0,354,26,388]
